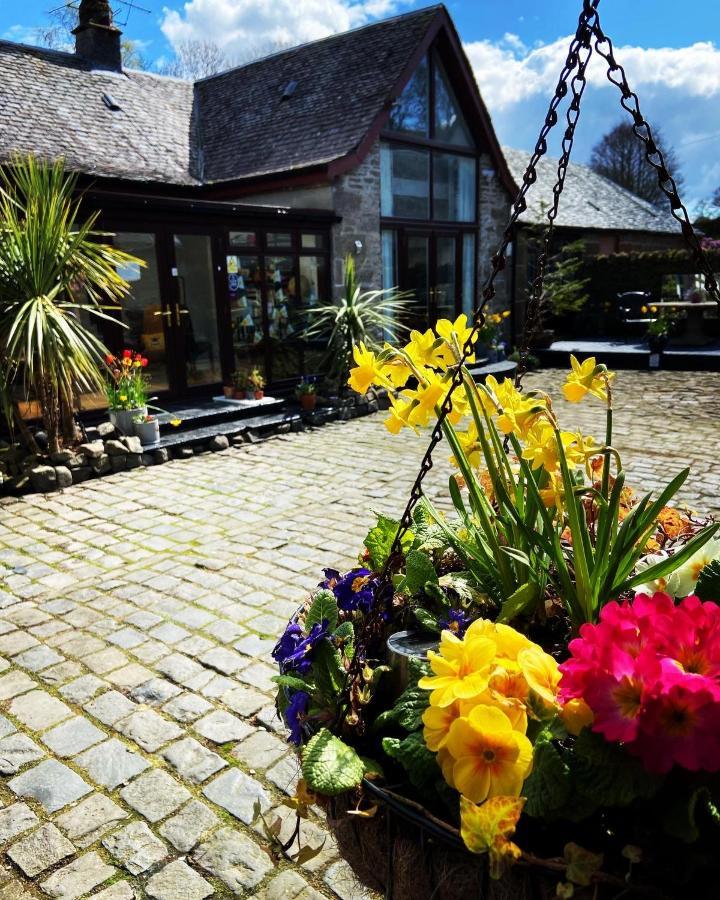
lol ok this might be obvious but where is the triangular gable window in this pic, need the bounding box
[434,58,472,147]
[389,55,429,137]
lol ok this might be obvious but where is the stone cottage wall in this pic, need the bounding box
[478,152,514,317]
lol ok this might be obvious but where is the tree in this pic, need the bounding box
[0,157,141,454]
[158,39,229,80]
[589,121,684,207]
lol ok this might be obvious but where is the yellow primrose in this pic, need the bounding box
[418,631,497,707]
[517,646,561,709]
[383,393,416,436]
[446,705,533,803]
[560,697,594,736]
[562,355,615,404]
[422,702,461,752]
[348,342,388,395]
[404,329,449,371]
[435,313,476,365]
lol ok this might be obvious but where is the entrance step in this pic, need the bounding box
[139,409,301,453]
[156,396,284,433]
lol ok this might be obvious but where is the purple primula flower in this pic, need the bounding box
[438,608,470,638]
[272,620,329,674]
[285,690,310,745]
[328,568,377,613]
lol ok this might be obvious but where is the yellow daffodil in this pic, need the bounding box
[539,471,565,513]
[521,423,578,473]
[379,344,412,388]
[447,385,470,426]
[418,631,497,707]
[453,421,482,469]
[562,355,614,404]
[560,698,594,736]
[435,313,476,365]
[405,372,448,428]
[404,329,449,371]
[446,705,533,803]
[486,378,546,438]
[383,393,415,436]
[347,342,387,394]
[517,647,560,709]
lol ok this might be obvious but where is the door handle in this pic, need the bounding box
[153,309,172,319]
[176,308,189,327]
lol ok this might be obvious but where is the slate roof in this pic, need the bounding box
[502,147,679,234]
[0,40,198,184]
[196,6,439,183]
[0,6,440,187]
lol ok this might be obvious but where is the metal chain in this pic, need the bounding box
[380,0,602,576]
[590,19,720,304]
[513,12,596,389]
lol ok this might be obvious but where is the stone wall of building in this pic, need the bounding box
[478,153,514,317]
[329,142,382,297]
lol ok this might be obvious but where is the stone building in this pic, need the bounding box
[0,1,519,398]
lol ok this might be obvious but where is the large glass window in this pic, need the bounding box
[381,230,397,290]
[381,145,430,219]
[434,153,476,222]
[174,235,221,388]
[388,55,429,136]
[462,234,476,316]
[434,58,473,147]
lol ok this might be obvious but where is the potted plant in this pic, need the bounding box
[296,377,317,411]
[272,316,720,899]
[222,381,235,399]
[232,369,247,400]
[248,367,265,400]
[133,412,160,445]
[105,350,149,434]
[644,305,675,353]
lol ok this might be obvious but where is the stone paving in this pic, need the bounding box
[0,368,717,898]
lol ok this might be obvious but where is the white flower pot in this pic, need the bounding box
[109,407,147,435]
[134,418,160,445]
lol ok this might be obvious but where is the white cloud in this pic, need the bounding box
[160,0,407,52]
[466,35,720,206]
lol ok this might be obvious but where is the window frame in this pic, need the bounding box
[380,48,479,226]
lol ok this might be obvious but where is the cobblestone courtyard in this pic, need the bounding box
[0,369,717,899]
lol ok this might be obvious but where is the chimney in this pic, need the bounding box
[73,0,123,72]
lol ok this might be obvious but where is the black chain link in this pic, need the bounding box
[380,0,602,575]
[590,21,720,304]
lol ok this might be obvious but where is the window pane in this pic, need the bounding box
[298,256,325,307]
[434,58,473,147]
[267,232,292,248]
[174,234,221,388]
[435,236,456,321]
[388,55,429,136]
[406,235,430,329]
[462,234,476,317]
[229,231,258,248]
[380,144,430,219]
[381,230,397,290]
[228,254,264,374]
[301,233,326,249]
[433,153,476,222]
[113,232,169,393]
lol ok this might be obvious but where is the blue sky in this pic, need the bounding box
[2,1,719,206]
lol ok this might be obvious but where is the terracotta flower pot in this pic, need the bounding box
[223,385,235,399]
[299,393,317,411]
[254,390,264,400]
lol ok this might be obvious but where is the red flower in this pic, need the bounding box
[105,354,115,365]
[122,349,132,359]
[141,357,148,367]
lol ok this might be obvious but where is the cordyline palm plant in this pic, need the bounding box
[304,254,412,394]
[0,155,140,454]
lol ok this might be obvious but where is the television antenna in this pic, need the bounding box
[47,1,151,29]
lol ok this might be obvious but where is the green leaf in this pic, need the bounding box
[365,513,413,571]
[413,607,440,634]
[522,734,572,819]
[696,559,720,601]
[301,728,364,796]
[272,674,313,693]
[564,843,603,887]
[361,756,385,778]
[312,639,345,704]
[404,550,439,595]
[372,661,429,733]
[305,590,338,631]
[571,730,662,809]
[498,581,540,623]
[382,732,439,789]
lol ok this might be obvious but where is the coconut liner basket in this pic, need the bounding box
[276,2,720,898]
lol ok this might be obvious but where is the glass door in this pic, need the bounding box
[113,232,172,393]
[400,231,462,329]
[405,234,431,331]
[172,235,222,389]
[433,235,457,321]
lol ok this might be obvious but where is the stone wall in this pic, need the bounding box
[329,142,382,297]
[478,153,513,315]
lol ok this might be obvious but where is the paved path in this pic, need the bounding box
[0,369,717,898]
